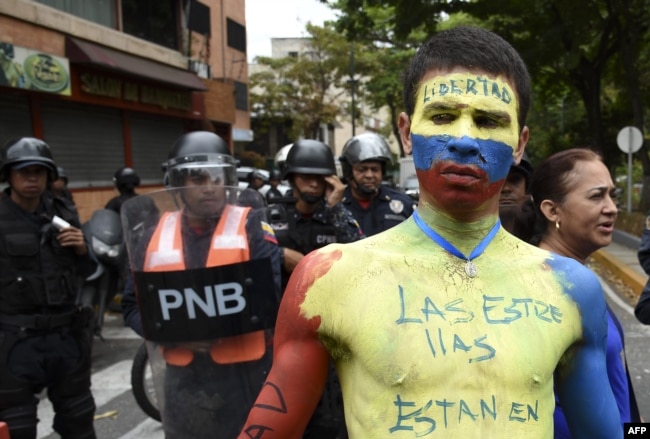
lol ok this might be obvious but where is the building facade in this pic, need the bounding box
[249,36,398,173]
[0,0,251,220]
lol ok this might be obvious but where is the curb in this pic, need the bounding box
[592,249,646,297]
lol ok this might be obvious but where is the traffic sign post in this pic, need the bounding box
[616,126,644,213]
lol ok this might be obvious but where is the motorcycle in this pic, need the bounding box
[79,208,126,340]
[121,187,280,436]
[131,341,162,422]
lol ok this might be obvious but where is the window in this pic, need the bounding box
[35,0,116,28]
[122,0,179,50]
[234,81,248,111]
[227,18,246,53]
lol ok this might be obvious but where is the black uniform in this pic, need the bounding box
[341,184,416,237]
[268,199,364,290]
[0,189,97,439]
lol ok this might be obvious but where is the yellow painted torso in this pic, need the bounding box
[300,219,582,438]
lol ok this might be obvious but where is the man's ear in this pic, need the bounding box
[398,112,413,156]
[539,199,559,223]
[513,125,529,164]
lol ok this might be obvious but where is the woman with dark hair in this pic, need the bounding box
[516,147,640,437]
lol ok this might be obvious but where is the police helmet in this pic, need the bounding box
[0,137,57,182]
[282,139,336,180]
[164,131,237,188]
[274,143,293,174]
[269,169,282,181]
[247,169,267,184]
[340,132,393,179]
[56,166,68,183]
[114,167,140,189]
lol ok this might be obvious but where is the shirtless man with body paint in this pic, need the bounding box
[237,26,621,439]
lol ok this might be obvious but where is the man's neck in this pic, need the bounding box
[416,201,500,255]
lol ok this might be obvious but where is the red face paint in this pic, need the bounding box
[418,164,504,211]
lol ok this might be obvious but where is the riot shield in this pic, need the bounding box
[121,186,279,438]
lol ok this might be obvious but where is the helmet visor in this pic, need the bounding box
[169,162,237,187]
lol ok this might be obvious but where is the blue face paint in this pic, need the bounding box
[411,134,515,183]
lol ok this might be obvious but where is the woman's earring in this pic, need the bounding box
[555,221,560,231]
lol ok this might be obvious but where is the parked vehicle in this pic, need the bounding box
[79,209,125,340]
[131,341,161,422]
[402,174,420,202]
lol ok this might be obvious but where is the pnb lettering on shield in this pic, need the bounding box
[157,282,246,320]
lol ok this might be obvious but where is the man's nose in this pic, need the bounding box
[447,136,480,156]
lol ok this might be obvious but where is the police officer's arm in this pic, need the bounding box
[283,247,304,273]
[56,225,88,255]
[323,174,346,207]
[121,273,144,337]
[246,208,283,297]
[238,254,330,438]
[555,268,623,438]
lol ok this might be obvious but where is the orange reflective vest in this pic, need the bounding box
[144,205,266,366]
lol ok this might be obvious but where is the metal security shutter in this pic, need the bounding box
[41,101,123,188]
[0,95,33,142]
[129,113,183,184]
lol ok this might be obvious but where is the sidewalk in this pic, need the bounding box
[592,230,647,297]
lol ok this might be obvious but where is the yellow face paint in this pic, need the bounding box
[410,73,521,150]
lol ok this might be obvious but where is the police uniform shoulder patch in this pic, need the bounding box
[389,199,404,214]
[261,221,278,244]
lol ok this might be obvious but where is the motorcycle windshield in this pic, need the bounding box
[121,186,279,438]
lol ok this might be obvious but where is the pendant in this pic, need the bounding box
[464,260,478,278]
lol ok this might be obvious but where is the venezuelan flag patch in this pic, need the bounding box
[261,221,278,244]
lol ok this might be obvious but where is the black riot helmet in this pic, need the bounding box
[340,132,393,180]
[114,167,140,192]
[282,139,336,180]
[0,137,57,182]
[164,131,237,188]
[269,169,282,181]
[56,166,68,184]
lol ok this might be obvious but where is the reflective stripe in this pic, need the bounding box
[145,212,183,271]
[207,205,250,266]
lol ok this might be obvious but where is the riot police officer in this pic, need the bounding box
[268,139,364,284]
[0,137,97,439]
[105,166,141,214]
[339,132,415,236]
[50,165,76,207]
[265,169,284,204]
[266,139,363,439]
[120,131,282,438]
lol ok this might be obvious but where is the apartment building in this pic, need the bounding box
[0,0,251,220]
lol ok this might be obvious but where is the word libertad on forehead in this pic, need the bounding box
[422,75,513,105]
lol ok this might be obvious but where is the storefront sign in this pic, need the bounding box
[80,72,192,111]
[0,41,71,95]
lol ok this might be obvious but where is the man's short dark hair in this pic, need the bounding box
[402,26,531,131]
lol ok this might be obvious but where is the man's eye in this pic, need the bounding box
[475,116,500,128]
[431,114,454,124]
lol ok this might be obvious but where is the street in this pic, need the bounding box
[36,278,650,438]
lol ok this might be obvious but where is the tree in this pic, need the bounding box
[249,23,356,141]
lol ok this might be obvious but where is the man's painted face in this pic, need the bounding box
[410,72,522,211]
